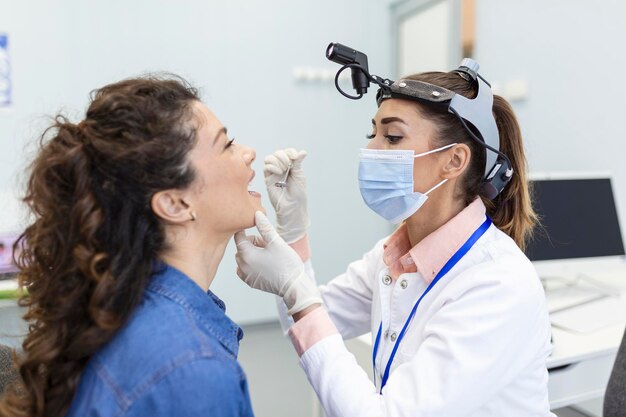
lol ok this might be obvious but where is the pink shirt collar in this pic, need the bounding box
[382,198,487,283]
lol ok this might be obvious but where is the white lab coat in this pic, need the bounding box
[280,224,554,417]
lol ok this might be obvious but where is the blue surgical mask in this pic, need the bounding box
[358,143,457,223]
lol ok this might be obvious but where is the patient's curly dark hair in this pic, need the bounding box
[0,75,201,417]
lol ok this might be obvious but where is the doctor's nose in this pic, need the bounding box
[366,135,384,150]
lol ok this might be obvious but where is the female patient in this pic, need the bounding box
[0,76,260,417]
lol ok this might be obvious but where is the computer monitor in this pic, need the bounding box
[525,175,625,262]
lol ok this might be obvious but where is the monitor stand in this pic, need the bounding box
[542,273,619,314]
[542,272,626,333]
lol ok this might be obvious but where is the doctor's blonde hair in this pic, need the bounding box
[405,71,537,250]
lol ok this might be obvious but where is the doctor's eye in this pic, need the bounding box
[365,133,375,140]
[385,135,403,144]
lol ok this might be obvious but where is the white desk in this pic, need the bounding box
[547,323,623,410]
[343,268,626,413]
[545,268,626,411]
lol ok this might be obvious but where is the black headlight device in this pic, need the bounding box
[326,42,513,199]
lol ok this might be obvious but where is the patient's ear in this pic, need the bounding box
[442,143,471,179]
[151,190,193,224]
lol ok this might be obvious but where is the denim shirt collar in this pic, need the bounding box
[147,262,243,357]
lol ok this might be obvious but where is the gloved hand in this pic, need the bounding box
[234,211,322,316]
[264,148,309,244]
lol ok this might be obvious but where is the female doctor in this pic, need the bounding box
[235,69,554,416]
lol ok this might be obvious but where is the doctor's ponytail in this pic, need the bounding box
[486,95,537,250]
[405,72,537,250]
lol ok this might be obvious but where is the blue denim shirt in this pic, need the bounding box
[67,263,254,417]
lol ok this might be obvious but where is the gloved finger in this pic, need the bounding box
[284,148,307,168]
[264,154,291,179]
[265,151,291,172]
[291,150,308,169]
[236,232,267,250]
[235,253,250,275]
[251,234,268,248]
[285,149,306,161]
[254,211,280,245]
[264,154,281,169]
[234,230,252,248]
[283,148,299,160]
[264,163,284,176]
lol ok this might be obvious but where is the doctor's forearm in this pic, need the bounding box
[292,303,321,322]
[288,234,310,262]
[289,306,338,356]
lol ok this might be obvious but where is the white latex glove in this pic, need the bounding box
[234,211,322,316]
[264,148,309,244]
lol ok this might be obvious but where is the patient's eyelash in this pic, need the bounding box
[366,133,375,140]
[225,137,235,148]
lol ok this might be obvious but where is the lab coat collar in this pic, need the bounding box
[383,198,487,283]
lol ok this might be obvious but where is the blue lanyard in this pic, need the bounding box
[372,216,492,392]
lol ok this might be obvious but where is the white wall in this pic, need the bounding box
[0,0,394,324]
[474,0,626,232]
[398,0,452,75]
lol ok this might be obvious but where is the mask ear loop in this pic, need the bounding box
[412,142,458,158]
[413,143,457,196]
[424,178,448,196]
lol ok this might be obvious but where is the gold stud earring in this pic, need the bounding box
[190,211,197,221]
